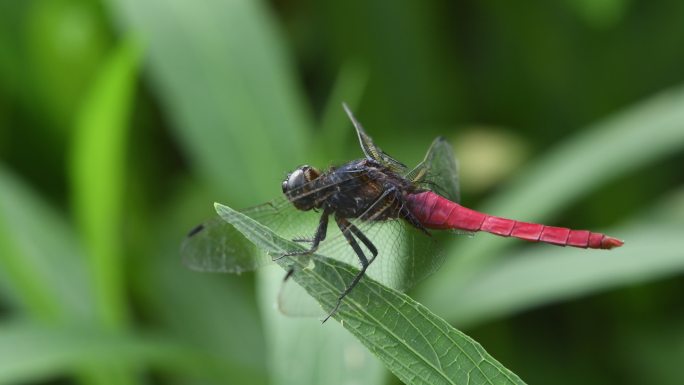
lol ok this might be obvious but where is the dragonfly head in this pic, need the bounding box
[282,165,321,211]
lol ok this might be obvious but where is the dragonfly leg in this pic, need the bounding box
[322,216,377,323]
[281,207,331,258]
[281,208,330,282]
[292,237,315,243]
[346,222,378,258]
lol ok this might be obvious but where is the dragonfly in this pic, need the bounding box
[182,104,623,321]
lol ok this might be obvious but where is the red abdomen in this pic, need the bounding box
[406,191,623,249]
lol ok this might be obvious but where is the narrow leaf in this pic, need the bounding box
[446,224,684,326]
[70,37,141,328]
[215,202,527,385]
[0,322,204,385]
[0,165,94,322]
[107,0,313,201]
[106,2,347,384]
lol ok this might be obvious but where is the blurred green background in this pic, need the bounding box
[1,0,684,384]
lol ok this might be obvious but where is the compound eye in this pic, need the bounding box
[291,168,306,187]
[283,167,307,194]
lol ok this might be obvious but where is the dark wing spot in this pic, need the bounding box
[187,224,205,237]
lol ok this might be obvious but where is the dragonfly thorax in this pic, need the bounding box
[291,158,417,221]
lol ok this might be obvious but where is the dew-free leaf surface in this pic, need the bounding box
[215,202,527,385]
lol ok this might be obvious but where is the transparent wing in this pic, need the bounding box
[181,217,262,273]
[277,273,324,317]
[181,200,299,273]
[406,136,460,203]
[343,103,407,173]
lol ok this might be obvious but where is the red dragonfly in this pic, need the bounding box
[182,104,623,320]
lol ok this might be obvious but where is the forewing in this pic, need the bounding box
[406,137,460,203]
[343,103,407,173]
[181,216,268,273]
[182,198,321,273]
[277,272,325,317]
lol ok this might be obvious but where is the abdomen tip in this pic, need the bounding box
[602,236,624,249]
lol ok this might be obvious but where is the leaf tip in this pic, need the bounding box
[213,202,226,212]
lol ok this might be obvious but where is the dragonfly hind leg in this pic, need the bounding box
[322,216,378,323]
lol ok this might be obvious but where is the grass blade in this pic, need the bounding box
[0,322,203,385]
[106,2,344,384]
[0,166,94,322]
[107,0,313,201]
[70,37,141,328]
[446,224,684,326]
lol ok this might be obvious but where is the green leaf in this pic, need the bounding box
[442,190,684,326]
[257,266,386,385]
[0,165,94,322]
[419,85,684,317]
[107,0,313,202]
[215,202,527,385]
[0,322,205,385]
[105,2,364,384]
[70,36,142,328]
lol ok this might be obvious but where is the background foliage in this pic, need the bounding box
[1,0,683,384]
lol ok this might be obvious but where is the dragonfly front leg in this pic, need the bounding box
[322,216,378,323]
[282,206,331,257]
[279,207,332,283]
